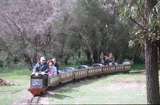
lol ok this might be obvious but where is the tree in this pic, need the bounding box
[0,0,76,68]
[69,0,132,64]
[120,0,160,103]
[144,0,160,103]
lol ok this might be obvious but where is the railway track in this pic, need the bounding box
[26,95,49,105]
[27,96,41,105]
[12,93,49,105]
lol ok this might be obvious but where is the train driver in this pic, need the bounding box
[32,56,48,74]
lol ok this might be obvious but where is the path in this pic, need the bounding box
[12,90,49,105]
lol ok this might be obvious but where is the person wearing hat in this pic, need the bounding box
[32,56,48,74]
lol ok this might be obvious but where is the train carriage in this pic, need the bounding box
[124,65,131,72]
[107,66,112,74]
[120,65,125,72]
[60,72,74,84]
[48,76,60,87]
[102,66,109,74]
[93,67,103,76]
[74,69,88,80]
[87,67,96,77]
[120,65,124,71]
[110,66,116,73]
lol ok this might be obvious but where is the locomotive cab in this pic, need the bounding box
[28,72,48,96]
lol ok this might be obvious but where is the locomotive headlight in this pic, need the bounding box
[41,72,45,75]
[35,72,39,76]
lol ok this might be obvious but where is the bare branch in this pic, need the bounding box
[129,16,148,31]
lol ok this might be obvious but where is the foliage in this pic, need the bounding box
[119,0,160,44]
[0,0,143,68]
[67,0,133,63]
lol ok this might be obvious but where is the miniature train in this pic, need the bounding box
[28,64,131,96]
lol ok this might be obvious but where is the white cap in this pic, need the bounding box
[52,58,56,62]
[40,56,46,62]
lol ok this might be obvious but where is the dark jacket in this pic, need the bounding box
[33,63,48,73]
[55,63,59,74]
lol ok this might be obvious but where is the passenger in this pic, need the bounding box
[108,52,115,66]
[32,56,48,74]
[47,60,57,77]
[104,52,115,66]
[104,52,110,65]
[52,58,59,75]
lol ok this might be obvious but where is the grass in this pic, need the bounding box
[131,64,145,70]
[0,68,31,105]
[49,73,147,104]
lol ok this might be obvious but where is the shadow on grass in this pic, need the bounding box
[129,70,145,75]
[47,70,145,100]
[47,92,73,99]
[47,74,121,99]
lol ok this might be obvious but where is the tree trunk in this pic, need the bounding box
[93,50,100,63]
[86,51,93,64]
[158,41,160,64]
[23,53,33,70]
[64,56,70,65]
[145,40,160,104]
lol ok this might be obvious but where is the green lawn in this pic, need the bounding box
[131,64,145,70]
[0,68,31,105]
[49,72,147,104]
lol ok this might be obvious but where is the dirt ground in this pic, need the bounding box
[0,78,14,86]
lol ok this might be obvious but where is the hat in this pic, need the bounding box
[52,58,56,62]
[40,56,46,62]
